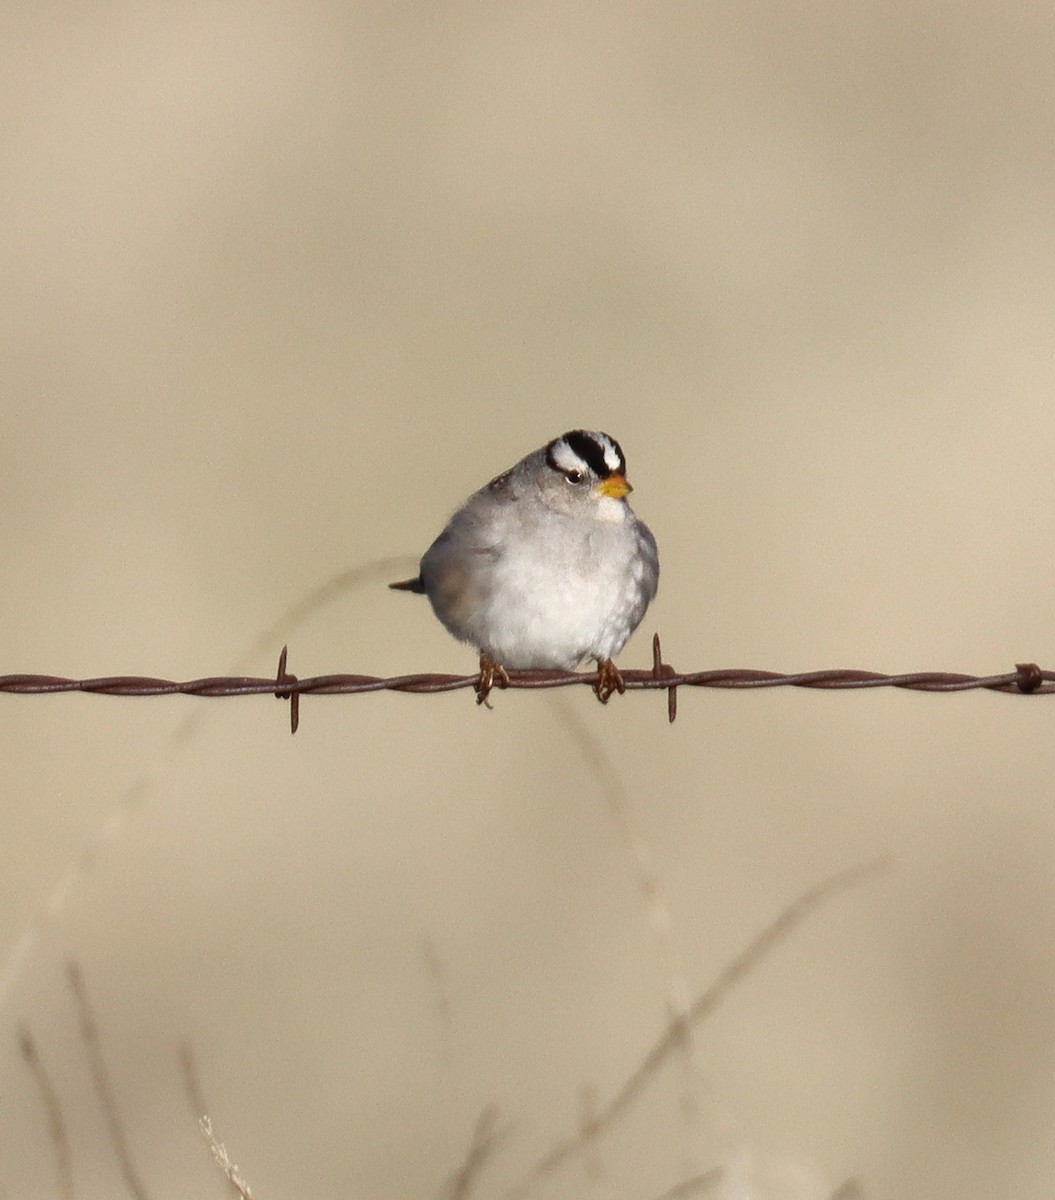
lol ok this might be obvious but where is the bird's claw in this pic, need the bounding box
[475,655,510,708]
[594,659,625,704]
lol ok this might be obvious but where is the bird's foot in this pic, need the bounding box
[594,658,625,704]
[475,654,511,708]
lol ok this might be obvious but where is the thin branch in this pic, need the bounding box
[506,859,886,1199]
[66,962,151,1200]
[556,694,702,1154]
[439,1105,504,1200]
[178,1041,209,1122]
[19,1026,74,1200]
[650,1167,723,1200]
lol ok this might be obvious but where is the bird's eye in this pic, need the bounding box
[565,469,584,484]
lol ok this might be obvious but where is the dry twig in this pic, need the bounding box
[506,859,885,1199]
[66,962,150,1200]
[440,1105,504,1200]
[19,1026,74,1200]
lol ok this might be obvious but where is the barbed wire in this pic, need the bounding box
[1,636,1052,731]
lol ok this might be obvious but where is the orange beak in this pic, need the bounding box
[597,473,632,499]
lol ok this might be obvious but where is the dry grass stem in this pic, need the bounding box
[506,859,885,1199]
[19,1026,74,1200]
[650,1167,723,1199]
[66,962,151,1200]
[556,696,701,1147]
[200,1116,255,1200]
[178,1041,210,1122]
[438,1104,504,1200]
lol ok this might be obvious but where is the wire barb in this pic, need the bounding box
[651,633,678,723]
[274,645,300,733]
[3,638,1054,733]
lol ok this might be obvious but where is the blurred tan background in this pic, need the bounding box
[2,4,1055,1198]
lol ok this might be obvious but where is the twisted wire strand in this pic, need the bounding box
[1,637,1051,731]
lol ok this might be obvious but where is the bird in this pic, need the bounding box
[390,430,659,703]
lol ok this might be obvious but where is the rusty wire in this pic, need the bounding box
[1,636,1052,732]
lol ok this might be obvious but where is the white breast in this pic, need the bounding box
[462,514,650,669]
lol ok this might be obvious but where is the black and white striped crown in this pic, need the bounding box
[545,430,626,482]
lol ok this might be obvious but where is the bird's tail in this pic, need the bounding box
[389,576,426,593]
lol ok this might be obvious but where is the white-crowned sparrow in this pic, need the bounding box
[390,430,659,702]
